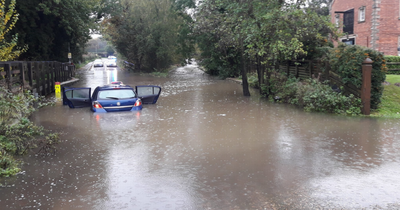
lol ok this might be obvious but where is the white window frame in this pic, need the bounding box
[359,6,366,22]
[335,14,340,27]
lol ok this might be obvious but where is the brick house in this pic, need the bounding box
[330,0,400,56]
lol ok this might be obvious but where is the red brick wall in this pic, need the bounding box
[331,0,372,47]
[377,0,400,55]
[331,0,400,55]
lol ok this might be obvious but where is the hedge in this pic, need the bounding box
[329,44,387,110]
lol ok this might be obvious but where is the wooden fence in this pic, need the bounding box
[386,62,400,72]
[0,61,75,96]
[278,60,361,97]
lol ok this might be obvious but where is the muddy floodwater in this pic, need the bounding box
[1,63,400,209]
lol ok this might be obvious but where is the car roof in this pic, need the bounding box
[97,84,133,90]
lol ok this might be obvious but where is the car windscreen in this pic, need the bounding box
[97,89,136,99]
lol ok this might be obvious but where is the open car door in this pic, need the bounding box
[135,85,161,104]
[62,87,92,108]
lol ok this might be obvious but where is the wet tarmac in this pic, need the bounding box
[1,62,400,209]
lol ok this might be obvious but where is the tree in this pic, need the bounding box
[102,0,191,71]
[105,45,115,56]
[306,0,333,16]
[11,0,117,62]
[0,0,26,61]
[194,0,337,96]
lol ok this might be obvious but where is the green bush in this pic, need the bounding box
[296,79,361,115]
[248,74,259,89]
[257,72,361,115]
[267,75,300,103]
[329,44,387,109]
[0,150,20,177]
[0,87,59,177]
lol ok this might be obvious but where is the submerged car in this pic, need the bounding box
[62,84,161,112]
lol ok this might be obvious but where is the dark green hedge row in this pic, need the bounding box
[329,45,387,109]
[384,55,400,74]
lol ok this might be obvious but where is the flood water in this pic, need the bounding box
[1,63,400,209]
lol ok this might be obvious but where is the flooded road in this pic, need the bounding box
[1,63,400,209]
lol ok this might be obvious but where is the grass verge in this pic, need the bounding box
[371,75,400,118]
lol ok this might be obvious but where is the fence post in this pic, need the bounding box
[309,60,313,78]
[27,62,33,88]
[286,62,290,76]
[324,61,330,84]
[18,62,26,89]
[4,63,11,90]
[361,58,373,115]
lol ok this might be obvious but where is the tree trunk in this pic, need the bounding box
[256,55,265,94]
[240,49,251,96]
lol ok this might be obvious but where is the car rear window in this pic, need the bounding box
[98,89,136,99]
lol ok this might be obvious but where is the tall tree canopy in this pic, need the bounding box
[11,0,115,62]
[0,0,26,61]
[193,0,337,96]
[102,0,193,70]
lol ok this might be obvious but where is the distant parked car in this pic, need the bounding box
[62,84,162,113]
[107,60,117,67]
[93,60,103,67]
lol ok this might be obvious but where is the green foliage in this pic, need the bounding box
[105,45,115,56]
[297,80,361,115]
[385,55,400,62]
[0,87,59,177]
[0,150,20,177]
[0,0,27,61]
[329,44,387,109]
[269,75,300,103]
[371,75,400,118]
[250,71,361,115]
[0,87,36,125]
[247,74,259,89]
[193,0,338,95]
[199,44,241,78]
[306,0,332,16]
[385,55,400,75]
[0,118,59,177]
[103,0,191,71]
[12,0,114,62]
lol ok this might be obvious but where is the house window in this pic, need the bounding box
[342,38,355,45]
[335,14,340,27]
[343,9,354,34]
[359,6,366,22]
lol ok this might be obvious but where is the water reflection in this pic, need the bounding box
[93,111,141,131]
[106,69,118,84]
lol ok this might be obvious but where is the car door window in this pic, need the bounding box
[136,86,160,96]
[62,87,91,108]
[65,89,91,99]
[135,86,161,104]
